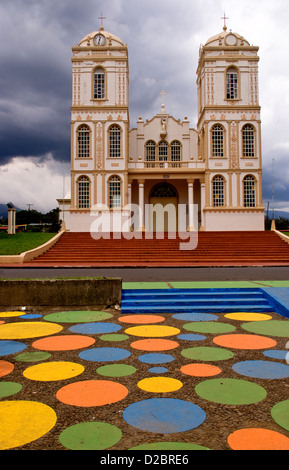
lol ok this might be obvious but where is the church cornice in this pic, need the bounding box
[72,55,128,63]
[71,105,129,112]
[197,105,261,128]
[72,45,128,53]
[204,207,264,213]
[127,169,206,177]
[197,51,259,73]
[203,44,259,50]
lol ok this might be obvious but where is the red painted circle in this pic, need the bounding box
[213,334,277,350]
[119,315,165,324]
[32,335,95,351]
[130,338,179,351]
[56,380,129,407]
[180,363,222,377]
[228,428,289,450]
[0,360,14,377]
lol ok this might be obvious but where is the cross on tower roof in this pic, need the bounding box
[221,13,229,31]
[98,12,106,31]
[160,90,167,110]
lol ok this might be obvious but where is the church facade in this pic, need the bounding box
[58,23,265,233]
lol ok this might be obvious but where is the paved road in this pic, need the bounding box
[1,266,289,282]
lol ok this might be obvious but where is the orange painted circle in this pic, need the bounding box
[0,360,14,377]
[180,363,222,377]
[32,335,95,351]
[118,315,165,324]
[130,338,179,351]
[56,380,129,407]
[227,428,289,450]
[213,334,277,350]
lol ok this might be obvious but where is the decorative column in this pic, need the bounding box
[138,180,145,232]
[7,207,16,235]
[127,182,132,206]
[200,181,206,231]
[187,179,196,231]
[70,174,76,209]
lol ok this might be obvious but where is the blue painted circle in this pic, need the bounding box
[123,398,206,433]
[149,367,169,374]
[69,322,121,335]
[79,347,131,362]
[263,350,289,361]
[0,340,27,357]
[178,334,206,342]
[138,353,175,365]
[20,314,43,319]
[173,313,218,322]
[232,360,289,379]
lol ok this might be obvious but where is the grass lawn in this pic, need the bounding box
[0,232,56,255]
[283,232,289,237]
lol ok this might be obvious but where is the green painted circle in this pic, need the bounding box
[99,334,130,342]
[59,421,122,450]
[44,311,113,323]
[96,364,137,377]
[271,400,289,431]
[195,378,267,405]
[129,442,211,450]
[241,320,289,338]
[0,382,22,398]
[181,347,234,362]
[15,352,51,362]
[183,322,236,334]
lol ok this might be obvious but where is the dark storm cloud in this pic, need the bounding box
[0,0,84,164]
[262,147,289,211]
[0,0,203,166]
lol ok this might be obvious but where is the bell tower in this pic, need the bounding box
[196,22,264,231]
[69,19,129,216]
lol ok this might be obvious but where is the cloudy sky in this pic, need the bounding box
[0,0,288,213]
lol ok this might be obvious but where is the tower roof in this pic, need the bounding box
[204,29,250,47]
[77,30,125,47]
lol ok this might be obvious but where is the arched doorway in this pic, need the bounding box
[149,183,178,232]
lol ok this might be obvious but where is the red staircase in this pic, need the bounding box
[25,231,289,267]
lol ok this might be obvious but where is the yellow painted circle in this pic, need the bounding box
[23,361,85,382]
[138,377,183,393]
[0,322,63,339]
[125,325,180,337]
[0,312,23,318]
[0,401,57,450]
[224,312,272,322]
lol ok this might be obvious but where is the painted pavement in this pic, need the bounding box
[0,282,289,451]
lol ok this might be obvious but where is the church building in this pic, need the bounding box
[58,20,265,234]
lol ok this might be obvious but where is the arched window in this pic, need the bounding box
[94,68,105,99]
[77,176,90,208]
[212,175,225,207]
[171,141,181,162]
[77,125,90,158]
[145,141,156,167]
[158,141,168,162]
[243,175,256,207]
[242,124,255,157]
[212,124,224,157]
[226,67,238,100]
[109,176,121,208]
[151,183,177,198]
[109,125,121,158]
[146,141,156,161]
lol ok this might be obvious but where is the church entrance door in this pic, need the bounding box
[148,183,178,233]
